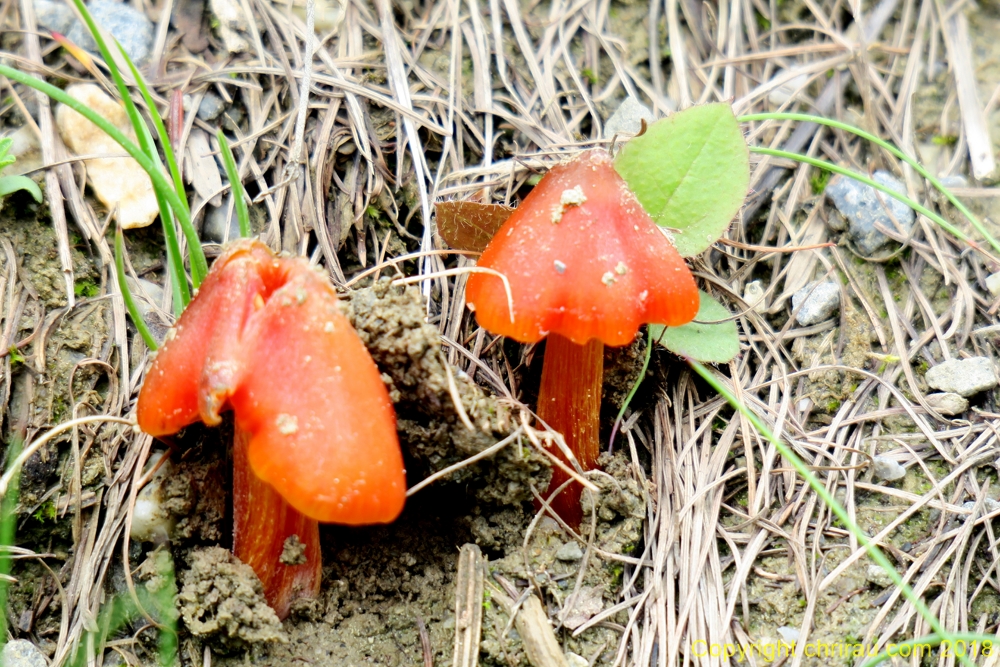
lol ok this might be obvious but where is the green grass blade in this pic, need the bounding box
[116,44,208,287]
[0,66,193,236]
[216,131,250,238]
[0,437,23,654]
[117,45,185,210]
[116,43,208,290]
[68,0,148,150]
[857,633,998,667]
[748,146,990,257]
[739,112,1000,256]
[0,65,205,302]
[61,0,208,287]
[687,359,975,667]
[116,227,161,351]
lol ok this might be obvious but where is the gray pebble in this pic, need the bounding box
[865,564,895,588]
[2,640,47,667]
[825,170,915,255]
[33,0,75,33]
[197,93,226,122]
[604,96,655,140]
[930,174,968,203]
[203,199,241,244]
[67,0,154,65]
[924,392,969,416]
[872,455,905,481]
[925,357,998,397]
[555,541,584,562]
[791,281,840,326]
[962,498,1000,519]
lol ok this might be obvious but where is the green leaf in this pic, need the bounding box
[0,175,42,202]
[650,290,739,363]
[614,103,749,257]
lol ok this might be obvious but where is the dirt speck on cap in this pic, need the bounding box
[178,547,286,646]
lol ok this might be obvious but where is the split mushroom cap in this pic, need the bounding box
[137,240,406,525]
[465,149,699,346]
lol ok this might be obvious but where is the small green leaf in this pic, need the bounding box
[0,175,42,202]
[614,103,749,257]
[650,290,739,363]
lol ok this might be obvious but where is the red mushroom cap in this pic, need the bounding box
[137,240,405,525]
[465,149,699,346]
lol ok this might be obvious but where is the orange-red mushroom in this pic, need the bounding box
[137,240,405,618]
[465,149,699,526]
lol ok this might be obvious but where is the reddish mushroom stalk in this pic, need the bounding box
[536,335,603,526]
[465,150,699,526]
[137,240,405,618]
[232,424,320,617]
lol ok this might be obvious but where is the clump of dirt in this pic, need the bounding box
[178,546,286,646]
[345,278,550,506]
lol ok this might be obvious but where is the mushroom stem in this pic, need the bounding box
[536,333,604,527]
[233,423,321,620]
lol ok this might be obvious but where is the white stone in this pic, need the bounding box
[925,357,998,397]
[743,280,767,313]
[565,652,588,667]
[924,392,969,416]
[767,70,810,105]
[130,451,175,543]
[776,626,800,644]
[791,281,840,326]
[604,96,655,140]
[872,456,906,481]
[55,84,159,229]
[986,272,1000,297]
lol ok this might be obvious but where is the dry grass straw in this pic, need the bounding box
[2,0,1000,662]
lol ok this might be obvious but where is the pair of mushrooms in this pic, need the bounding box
[136,149,698,617]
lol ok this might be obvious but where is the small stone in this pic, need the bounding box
[555,541,584,562]
[203,199,242,243]
[924,392,969,416]
[67,0,154,65]
[825,170,915,255]
[1,641,46,667]
[865,564,895,588]
[743,280,766,313]
[872,456,906,481]
[565,652,589,667]
[962,499,1000,519]
[197,93,227,122]
[776,626,800,644]
[209,0,252,53]
[33,0,75,33]
[791,281,840,326]
[925,357,998,397]
[56,84,159,229]
[767,69,810,105]
[930,174,968,203]
[986,272,1000,296]
[130,451,175,542]
[603,96,655,140]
